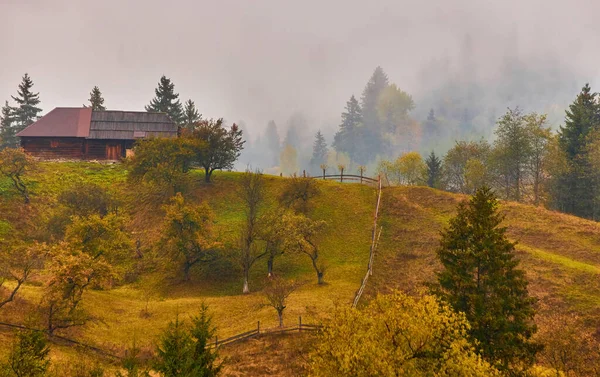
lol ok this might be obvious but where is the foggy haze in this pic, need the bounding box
[2,0,600,151]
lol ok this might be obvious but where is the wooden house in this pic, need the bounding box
[17,107,177,160]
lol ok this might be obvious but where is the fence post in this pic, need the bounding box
[299,316,302,331]
[257,321,260,334]
[303,170,306,178]
[340,168,343,182]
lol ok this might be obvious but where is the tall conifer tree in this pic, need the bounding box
[11,73,42,133]
[265,120,280,166]
[88,86,106,110]
[360,66,389,130]
[182,99,201,130]
[0,101,17,149]
[310,130,328,169]
[146,75,184,124]
[435,187,540,373]
[333,95,362,162]
[425,151,442,188]
[554,84,600,218]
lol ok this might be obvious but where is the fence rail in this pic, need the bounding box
[212,316,323,348]
[352,175,383,308]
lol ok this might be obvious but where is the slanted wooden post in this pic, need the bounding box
[299,315,302,331]
[257,321,260,334]
[215,336,218,348]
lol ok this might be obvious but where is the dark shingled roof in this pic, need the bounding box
[16,108,177,140]
[89,111,177,140]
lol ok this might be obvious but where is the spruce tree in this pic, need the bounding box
[8,329,50,377]
[265,120,280,166]
[182,99,201,130]
[88,86,106,110]
[154,316,194,377]
[145,75,184,124]
[425,151,442,188]
[360,66,389,131]
[310,130,328,169]
[423,109,439,138]
[11,73,42,133]
[0,101,17,149]
[554,84,600,218]
[435,187,540,374]
[333,95,362,162]
[189,304,222,376]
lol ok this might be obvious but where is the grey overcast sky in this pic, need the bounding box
[1,0,600,136]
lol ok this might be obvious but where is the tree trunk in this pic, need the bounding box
[278,311,283,328]
[243,269,250,294]
[317,271,324,285]
[183,262,191,282]
[267,256,274,277]
[204,168,212,183]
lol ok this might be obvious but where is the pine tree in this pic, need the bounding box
[189,304,222,376]
[310,130,328,169]
[88,86,106,110]
[435,187,540,373]
[11,73,42,133]
[154,316,194,376]
[145,75,184,124]
[8,329,50,377]
[423,109,439,138]
[333,95,362,162]
[182,99,201,130]
[425,151,442,188]
[0,101,17,149]
[265,120,280,166]
[554,84,600,218]
[360,66,389,131]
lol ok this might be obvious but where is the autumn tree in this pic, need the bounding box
[159,193,220,281]
[524,112,552,205]
[262,276,300,328]
[0,100,17,149]
[0,148,35,203]
[64,214,133,267]
[128,137,198,196]
[239,170,266,293]
[145,75,184,124]
[11,73,42,133]
[279,175,320,214]
[309,292,499,376]
[286,214,326,284]
[435,187,540,373]
[0,243,44,310]
[425,151,442,189]
[182,99,201,131]
[442,140,490,194]
[280,144,298,176]
[396,151,426,185]
[376,83,415,134]
[87,86,106,110]
[189,118,244,183]
[361,66,389,132]
[42,244,112,334]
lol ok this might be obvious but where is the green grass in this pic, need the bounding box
[0,163,376,365]
[5,162,600,374]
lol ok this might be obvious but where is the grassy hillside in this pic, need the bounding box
[0,162,377,371]
[2,163,600,375]
[367,186,600,349]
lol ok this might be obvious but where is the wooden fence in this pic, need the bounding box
[291,169,380,185]
[352,175,383,308]
[211,316,322,348]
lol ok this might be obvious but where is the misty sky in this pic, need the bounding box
[1,0,600,139]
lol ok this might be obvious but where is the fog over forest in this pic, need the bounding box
[1,0,599,171]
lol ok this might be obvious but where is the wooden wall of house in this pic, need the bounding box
[21,137,85,159]
[22,138,139,160]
